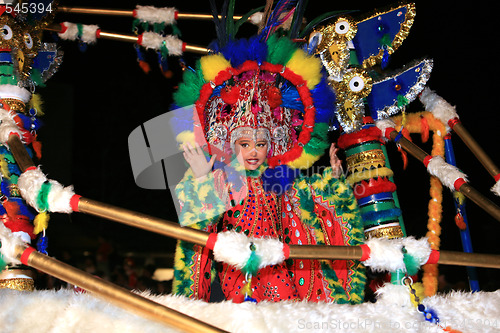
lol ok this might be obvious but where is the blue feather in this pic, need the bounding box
[306,33,320,54]
[281,83,304,111]
[37,236,49,255]
[311,75,336,123]
[218,36,268,68]
[261,0,299,39]
[1,179,10,196]
[12,198,36,219]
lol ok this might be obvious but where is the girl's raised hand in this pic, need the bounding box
[182,143,216,180]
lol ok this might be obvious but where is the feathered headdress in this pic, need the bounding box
[172,0,336,173]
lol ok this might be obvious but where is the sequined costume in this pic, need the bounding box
[173,161,365,303]
[170,4,366,303]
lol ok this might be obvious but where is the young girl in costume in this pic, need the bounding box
[181,127,346,302]
[171,32,366,303]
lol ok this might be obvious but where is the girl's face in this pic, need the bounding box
[234,138,268,170]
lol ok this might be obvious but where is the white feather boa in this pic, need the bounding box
[59,22,100,44]
[419,87,458,133]
[492,180,500,197]
[17,167,75,213]
[134,5,177,25]
[426,156,468,192]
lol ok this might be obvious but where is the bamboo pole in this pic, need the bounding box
[57,7,133,16]
[451,121,500,180]
[286,245,500,269]
[43,24,209,54]
[5,133,500,270]
[7,134,35,172]
[57,6,244,20]
[74,197,500,269]
[288,245,363,260]
[15,245,226,333]
[387,130,500,222]
[437,250,500,269]
[77,197,210,246]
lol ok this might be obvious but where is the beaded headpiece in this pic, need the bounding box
[173,32,336,170]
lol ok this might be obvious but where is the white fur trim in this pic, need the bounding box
[140,32,184,56]
[375,118,396,142]
[58,22,99,44]
[0,223,25,265]
[252,236,286,268]
[375,283,415,308]
[212,231,251,271]
[0,108,23,144]
[13,231,31,244]
[17,167,46,211]
[402,237,432,266]
[81,24,99,44]
[0,124,23,144]
[58,22,79,41]
[362,237,432,274]
[427,156,468,191]
[134,5,177,25]
[363,237,405,272]
[419,87,458,133]
[212,231,285,270]
[492,179,500,197]
[0,287,498,332]
[0,84,31,102]
[46,180,76,214]
[17,167,75,213]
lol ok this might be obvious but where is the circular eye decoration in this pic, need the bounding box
[335,20,350,35]
[332,17,357,41]
[337,69,372,98]
[349,75,365,92]
[1,25,13,40]
[24,33,33,49]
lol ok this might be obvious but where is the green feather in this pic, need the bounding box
[242,246,261,276]
[173,63,205,106]
[37,181,52,212]
[266,34,297,65]
[0,252,6,272]
[403,251,420,276]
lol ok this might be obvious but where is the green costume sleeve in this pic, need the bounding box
[172,169,226,300]
[292,166,367,304]
[174,169,227,229]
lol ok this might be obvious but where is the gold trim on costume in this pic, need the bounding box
[1,98,26,114]
[357,3,416,68]
[346,149,386,171]
[364,224,404,239]
[311,16,357,79]
[0,278,35,291]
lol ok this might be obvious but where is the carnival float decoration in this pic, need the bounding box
[0,0,498,332]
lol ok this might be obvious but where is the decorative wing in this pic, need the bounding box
[352,3,416,68]
[366,58,433,119]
